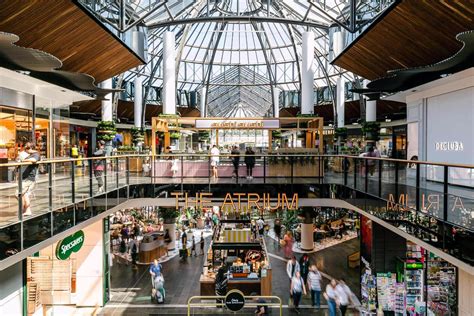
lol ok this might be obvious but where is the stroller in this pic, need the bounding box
[151,274,166,304]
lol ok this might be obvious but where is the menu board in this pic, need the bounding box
[376,272,397,311]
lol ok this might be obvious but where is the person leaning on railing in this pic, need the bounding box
[15,142,40,217]
[92,140,106,193]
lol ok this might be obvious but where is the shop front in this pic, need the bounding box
[359,218,458,315]
[25,220,109,315]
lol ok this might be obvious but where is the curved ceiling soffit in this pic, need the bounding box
[352,30,474,99]
[0,32,119,99]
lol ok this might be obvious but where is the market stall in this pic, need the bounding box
[200,219,272,296]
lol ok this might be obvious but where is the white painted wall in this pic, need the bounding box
[459,268,474,316]
[0,261,23,315]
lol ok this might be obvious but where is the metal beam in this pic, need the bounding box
[147,16,329,30]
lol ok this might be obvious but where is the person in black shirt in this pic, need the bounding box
[244,147,256,180]
[231,146,240,178]
[17,143,40,216]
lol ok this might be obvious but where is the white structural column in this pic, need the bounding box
[273,87,280,118]
[301,32,314,115]
[300,223,314,251]
[134,76,143,127]
[162,31,176,115]
[336,76,346,127]
[364,80,377,122]
[101,78,113,121]
[332,31,344,59]
[200,87,206,117]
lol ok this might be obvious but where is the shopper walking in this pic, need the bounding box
[283,231,294,259]
[93,140,106,193]
[200,231,205,255]
[129,236,139,269]
[286,255,300,305]
[149,259,163,288]
[307,265,322,309]
[257,217,265,236]
[244,147,256,180]
[290,271,306,313]
[210,145,220,179]
[215,266,228,307]
[324,279,338,316]
[191,235,197,257]
[336,278,352,316]
[16,142,40,216]
[231,145,240,178]
[299,254,310,284]
[274,219,282,245]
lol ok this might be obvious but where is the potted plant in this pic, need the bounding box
[361,121,380,141]
[334,127,348,141]
[198,130,210,142]
[169,132,181,140]
[97,121,117,142]
[131,127,145,146]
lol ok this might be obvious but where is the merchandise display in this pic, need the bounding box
[376,272,397,311]
[361,264,377,313]
[427,255,457,316]
[405,242,425,314]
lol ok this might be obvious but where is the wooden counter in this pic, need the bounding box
[199,270,272,296]
[139,233,166,264]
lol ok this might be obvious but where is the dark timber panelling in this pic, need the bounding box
[0,0,143,82]
[333,0,474,80]
[371,222,406,274]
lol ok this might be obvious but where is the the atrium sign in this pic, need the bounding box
[56,230,85,260]
[195,119,279,129]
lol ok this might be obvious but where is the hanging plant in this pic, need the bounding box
[334,127,348,140]
[170,132,181,139]
[198,130,210,142]
[131,127,145,144]
[272,130,282,139]
[361,121,381,141]
[97,121,116,142]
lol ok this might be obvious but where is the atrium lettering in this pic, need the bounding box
[435,141,464,152]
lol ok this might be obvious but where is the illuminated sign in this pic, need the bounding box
[195,119,280,129]
[435,141,464,151]
[172,192,299,212]
[405,262,423,269]
[386,193,466,213]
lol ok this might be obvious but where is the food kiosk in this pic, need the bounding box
[200,219,272,296]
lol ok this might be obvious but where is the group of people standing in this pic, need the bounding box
[286,255,354,315]
[210,144,256,180]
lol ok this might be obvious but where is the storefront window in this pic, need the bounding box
[0,105,32,162]
[52,106,70,158]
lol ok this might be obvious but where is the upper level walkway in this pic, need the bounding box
[0,154,473,270]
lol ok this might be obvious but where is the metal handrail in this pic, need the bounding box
[0,154,472,169]
[186,295,282,316]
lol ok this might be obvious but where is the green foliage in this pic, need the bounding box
[361,121,381,141]
[117,145,137,152]
[334,127,348,140]
[130,209,144,222]
[159,207,179,220]
[131,127,145,144]
[272,130,282,138]
[198,130,210,142]
[170,132,181,139]
[296,113,317,117]
[281,209,300,231]
[97,121,116,142]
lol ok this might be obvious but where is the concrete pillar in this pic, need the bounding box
[273,87,280,118]
[101,78,113,121]
[336,76,345,127]
[366,100,377,122]
[301,32,314,115]
[200,87,206,117]
[162,31,176,115]
[134,76,143,128]
[300,223,314,251]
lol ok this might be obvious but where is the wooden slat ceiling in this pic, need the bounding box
[71,100,201,123]
[0,0,144,82]
[333,0,474,80]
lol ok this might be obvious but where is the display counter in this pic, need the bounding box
[139,232,166,263]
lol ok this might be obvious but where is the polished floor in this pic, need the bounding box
[100,235,360,315]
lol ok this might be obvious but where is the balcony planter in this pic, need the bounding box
[169,132,181,140]
[131,127,145,145]
[361,121,380,141]
[334,127,348,141]
[198,131,210,143]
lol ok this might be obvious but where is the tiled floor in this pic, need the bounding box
[100,235,361,315]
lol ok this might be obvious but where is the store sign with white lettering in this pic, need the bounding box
[435,141,464,151]
[225,290,245,312]
[56,230,85,260]
[195,119,279,129]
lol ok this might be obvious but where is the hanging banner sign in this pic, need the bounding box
[56,230,85,260]
[195,119,280,129]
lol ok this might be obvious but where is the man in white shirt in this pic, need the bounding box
[256,217,265,236]
[335,278,352,316]
[210,145,220,179]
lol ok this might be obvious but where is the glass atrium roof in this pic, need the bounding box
[80,0,393,117]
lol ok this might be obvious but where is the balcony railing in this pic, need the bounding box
[0,154,472,262]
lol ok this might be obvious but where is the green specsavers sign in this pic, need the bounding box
[56,230,85,260]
